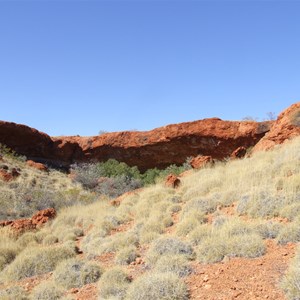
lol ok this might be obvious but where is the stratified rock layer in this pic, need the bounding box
[0,118,273,171]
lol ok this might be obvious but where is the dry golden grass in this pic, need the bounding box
[0,154,98,220]
[281,247,300,299]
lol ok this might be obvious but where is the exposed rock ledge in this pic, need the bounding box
[0,115,274,171]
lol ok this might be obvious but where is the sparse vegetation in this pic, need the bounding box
[126,272,189,300]
[0,286,29,300]
[0,244,76,281]
[30,281,63,300]
[53,258,102,289]
[0,136,300,299]
[146,237,195,265]
[152,254,192,277]
[115,245,138,265]
[71,158,191,197]
[98,267,131,299]
[281,248,300,300]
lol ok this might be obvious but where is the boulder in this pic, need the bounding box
[26,160,48,172]
[165,174,181,188]
[0,169,14,181]
[231,146,247,159]
[190,155,214,169]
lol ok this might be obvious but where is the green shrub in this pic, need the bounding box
[30,281,63,300]
[126,272,189,300]
[1,245,75,281]
[53,258,102,289]
[98,267,130,299]
[71,159,191,193]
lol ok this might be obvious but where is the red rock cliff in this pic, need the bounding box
[0,117,272,171]
[253,102,300,152]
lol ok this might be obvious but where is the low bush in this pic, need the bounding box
[0,286,29,300]
[152,254,192,277]
[182,197,218,215]
[126,272,189,300]
[196,237,226,263]
[42,234,59,245]
[227,234,266,258]
[0,244,75,281]
[98,267,131,299]
[169,204,182,213]
[277,222,300,245]
[188,224,211,245]
[95,175,142,198]
[71,159,191,196]
[146,237,195,265]
[280,203,300,221]
[115,246,138,265]
[53,258,102,289]
[0,246,19,272]
[176,211,207,237]
[30,281,63,300]
[281,250,300,299]
[196,232,266,263]
[254,221,282,239]
[17,232,39,248]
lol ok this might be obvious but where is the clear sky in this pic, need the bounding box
[0,0,299,136]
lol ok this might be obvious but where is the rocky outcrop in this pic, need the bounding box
[0,121,53,159]
[231,147,247,159]
[253,102,300,152]
[190,155,214,169]
[26,160,48,172]
[0,208,56,233]
[165,174,181,188]
[0,117,274,171]
[0,167,20,182]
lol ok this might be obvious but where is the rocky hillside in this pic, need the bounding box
[0,133,300,300]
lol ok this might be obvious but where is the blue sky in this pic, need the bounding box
[0,0,299,136]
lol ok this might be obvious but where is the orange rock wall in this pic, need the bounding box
[0,117,274,171]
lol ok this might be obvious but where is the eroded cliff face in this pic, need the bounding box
[253,102,300,152]
[0,117,272,171]
[52,118,272,171]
